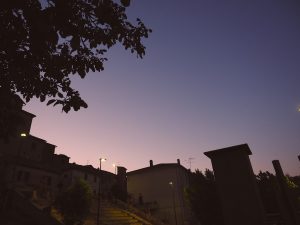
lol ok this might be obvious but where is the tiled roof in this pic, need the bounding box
[65,163,115,177]
[127,163,189,175]
[204,143,251,159]
[28,135,56,147]
[21,109,36,118]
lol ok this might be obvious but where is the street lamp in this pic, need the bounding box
[169,181,178,225]
[97,158,106,225]
[18,132,27,156]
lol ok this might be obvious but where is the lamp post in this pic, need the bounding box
[97,158,106,225]
[169,181,178,225]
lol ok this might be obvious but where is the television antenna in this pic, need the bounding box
[186,157,195,171]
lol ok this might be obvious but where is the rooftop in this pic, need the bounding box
[128,162,189,175]
[204,143,252,159]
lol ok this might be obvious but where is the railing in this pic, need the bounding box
[111,198,166,225]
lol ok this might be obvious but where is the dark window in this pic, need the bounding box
[57,183,63,189]
[94,175,97,182]
[64,174,68,178]
[17,171,23,181]
[24,171,30,183]
[47,176,52,186]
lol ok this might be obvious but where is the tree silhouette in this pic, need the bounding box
[256,171,300,213]
[185,169,224,225]
[256,171,279,213]
[0,0,151,113]
[55,179,92,225]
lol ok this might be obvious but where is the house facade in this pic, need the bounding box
[127,159,192,225]
[60,163,117,197]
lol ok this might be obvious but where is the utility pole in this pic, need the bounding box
[97,158,106,225]
[169,181,178,225]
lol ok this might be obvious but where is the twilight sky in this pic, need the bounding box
[25,0,300,175]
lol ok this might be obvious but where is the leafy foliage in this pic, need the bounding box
[256,171,300,212]
[185,169,224,225]
[187,169,300,225]
[0,0,151,113]
[286,175,300,210]
[55,179,92,225]
[256,171,279,213]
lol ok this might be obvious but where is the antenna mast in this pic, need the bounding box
[187,157,195,171]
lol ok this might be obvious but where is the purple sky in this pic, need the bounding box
[25,0,300,175]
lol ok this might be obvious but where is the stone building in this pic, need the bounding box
[0,96,119,203]
[0,98,66,198]
[60,163,117,197]
[127,159,192,225]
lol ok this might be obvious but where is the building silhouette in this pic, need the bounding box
[0,96,118,206]
[0,96,193,224]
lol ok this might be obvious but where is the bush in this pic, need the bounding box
[55,179,92,225]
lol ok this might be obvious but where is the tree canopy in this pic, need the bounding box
[0,0,151,112]
[186,169,224,225]
[256,171,300,213]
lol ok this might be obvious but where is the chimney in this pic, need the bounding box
[150,160,153,167]
[177,159,180,165]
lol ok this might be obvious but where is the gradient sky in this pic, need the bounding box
[24,0,300,175]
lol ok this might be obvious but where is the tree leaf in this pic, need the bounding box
[47,99,56,105]
[121,0,130,7]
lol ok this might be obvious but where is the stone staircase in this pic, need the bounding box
[85,200,153,225]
